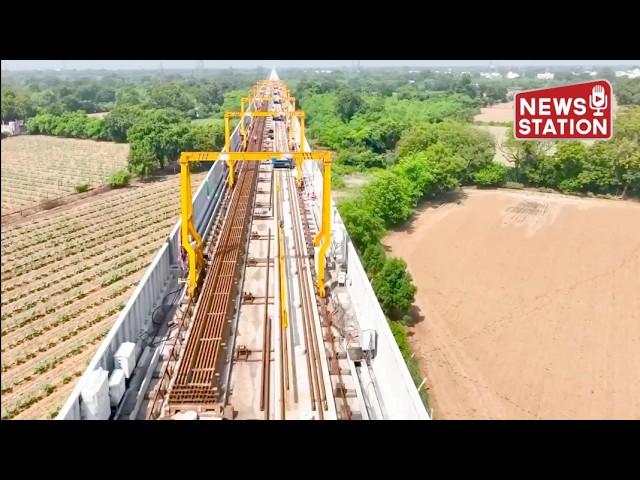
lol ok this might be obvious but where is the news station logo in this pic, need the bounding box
[514,80,612,141]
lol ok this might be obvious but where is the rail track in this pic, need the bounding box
[158,92,344,419]
[283,169,328,418]
[166,103,267,412]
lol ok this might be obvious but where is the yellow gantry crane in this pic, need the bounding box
[223,110,307,187]
[180,79,332,298]
[179,150,333,299]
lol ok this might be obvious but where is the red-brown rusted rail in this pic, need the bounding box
[168,104,267,409]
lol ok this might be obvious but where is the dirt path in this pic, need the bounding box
[384,188,640,419]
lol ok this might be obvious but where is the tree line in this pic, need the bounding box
[1,70,260,122]
[24,105,227,175]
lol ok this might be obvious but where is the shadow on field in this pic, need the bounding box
[137,162,213,185]
[406,305,426,334]
[396,189,469,235]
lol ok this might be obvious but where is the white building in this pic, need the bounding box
[1,120,25,136]
[506,71,520,79]
[537,72,554,80]
[616,68,640,79]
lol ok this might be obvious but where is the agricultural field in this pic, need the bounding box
[1,136,129,215]
[473,102,513,123]
[0,170,208,419]
[384,188,640,419]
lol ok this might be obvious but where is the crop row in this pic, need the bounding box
[2,259,148,337]
[2,279,135,387]
[2,210,175,282]
[2,243,153,324]
[5,300,126,374]
[1,329,108,420]
[1,169,203,244]
[1,180,172,242]
[1,175,191,248]
[1,199,174,271]
[1,218,171,298]
[3,281,134,353]
[1,186,178,259]
[2,234,160,309]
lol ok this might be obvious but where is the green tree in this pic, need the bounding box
[116,86,142,105]
[188,122,225,151]
[126,108,191,175]
[473,162,508,187]
[396,121,494,179]
[361,243,386,278]
[500,125,552,182]
[406,143,466,195]
[611,139,640,197]
[550,141,588,191]
[361,171,415,227]
[105,104,145,143]
[615,78,640,105]
[372,258,417,315]
[335,147,386,169]
[1,88,33,121]
[147,83,195,114]
[336,88,365,122]
[395,155,436,201]
[337,199,386,250]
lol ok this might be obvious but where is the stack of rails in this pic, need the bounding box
[168,102,268,410]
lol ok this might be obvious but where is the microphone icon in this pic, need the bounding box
[589,85,607,117]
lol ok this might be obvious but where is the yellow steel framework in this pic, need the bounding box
[179,150,332,298]
[276,177,288,329]
[223,110,307,187]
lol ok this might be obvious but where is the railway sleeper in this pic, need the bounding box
[333,383,357,399]
[328,352,348,360]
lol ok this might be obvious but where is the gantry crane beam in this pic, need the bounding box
[179,150,333,298]
[224,111,283,153]
[224,110,307,186]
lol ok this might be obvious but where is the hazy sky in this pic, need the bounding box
[2,60,639,71]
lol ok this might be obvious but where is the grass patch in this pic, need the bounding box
[388,319,430,411]
[106,169,130,188]
[74,183,90,193]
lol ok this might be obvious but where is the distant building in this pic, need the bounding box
[536,72,554,80]
[506,71,520,79]
[480,72,502,79]
[616,68,640,79]
[1,120,25,136]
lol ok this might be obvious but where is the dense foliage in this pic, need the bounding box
[26,112,110,140]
